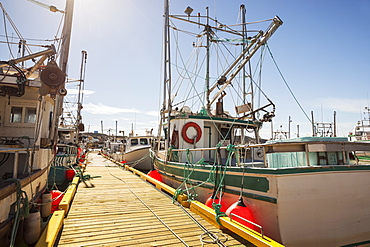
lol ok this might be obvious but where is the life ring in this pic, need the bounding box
[181,122,202,144]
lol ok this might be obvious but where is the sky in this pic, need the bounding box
[1,0,369,139]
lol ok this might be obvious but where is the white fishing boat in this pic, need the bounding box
[0,1,75,245]
[349,106,370,142]
[109,129,154,172]
[151,1,370,246]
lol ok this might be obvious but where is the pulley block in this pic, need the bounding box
[40,60,65,88]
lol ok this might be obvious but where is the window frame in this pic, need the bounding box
[5,101,37,127]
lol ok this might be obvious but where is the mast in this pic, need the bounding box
[240,4,259,142]
[58,0,74,77]
[76,50,87,143]
[162,0,172,150]
[205,7,211,114]
[51,0,75,147]
[241,5,247,105]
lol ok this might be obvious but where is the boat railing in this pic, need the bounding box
[166,140,370,167]
[168,144,265,167]
[54,153,77,167]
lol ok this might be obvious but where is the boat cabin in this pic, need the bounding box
[164,111,261,164]
[0,72,55,181]
[261,137,370,168]
[126,136,152,152]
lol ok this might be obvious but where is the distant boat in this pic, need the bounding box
[150,1,370,246]
[349,106,370,142]
[107,129,154,172]
[348,106,370,162]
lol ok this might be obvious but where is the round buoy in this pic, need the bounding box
[66,169,75,181]
[50,190,64,213]
[121,160,127,164]
[41,191,52,219]
[148,169,162,182]
[226,197,257,231]
[205,193,226,210]
[23,209,40,245]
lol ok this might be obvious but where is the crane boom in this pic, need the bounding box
[208,16,283,107]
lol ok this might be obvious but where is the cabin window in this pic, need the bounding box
[25,107,36,123]
[140,138,148,145]
[267,152,307,168]
[309,151,343,166]
[10,106,37,124]
[131,139,138,146]
[220,128,231,140]
[10,107,22,123]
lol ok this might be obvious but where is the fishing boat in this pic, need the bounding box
[349,106,370,142]
[0,1,74,246]
[49,50,87,188]
[109,129,154,172]
[48,117,80,188]
[151,2,370,246]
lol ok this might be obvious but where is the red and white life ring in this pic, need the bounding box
[181,122,202,144]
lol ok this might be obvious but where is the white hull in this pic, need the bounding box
[155,155,370,246]
[123,147,152,171]
[111,147,152,171]
[275,170,370,246]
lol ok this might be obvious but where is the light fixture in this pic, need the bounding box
[184,6,193,16]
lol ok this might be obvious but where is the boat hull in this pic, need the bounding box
[111,147,152,172]
[0,166,49,245]
[153,154,370,247]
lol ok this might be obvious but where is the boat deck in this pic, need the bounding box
[56,152,254,246]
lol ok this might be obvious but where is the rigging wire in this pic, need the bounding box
[0,3,53,63]
[266,44,312,123]
[0,34,60,42]
[53,13,65,62]
[171,26,206,110]
[172,20,199,81]
[0,40,54,47]
[1,4,15,59]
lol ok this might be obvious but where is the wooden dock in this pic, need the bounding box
[56,153,254,246]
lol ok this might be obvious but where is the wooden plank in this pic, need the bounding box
[56,153,254,246]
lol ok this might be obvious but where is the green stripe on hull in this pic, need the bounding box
[156,162,277,203]
[154,156,370,204]
[155,160,269,192]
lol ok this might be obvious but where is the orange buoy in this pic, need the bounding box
[66,169,75,181]
[148,169,162,182]
[50,190,64,213]
[226,197,257,231]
